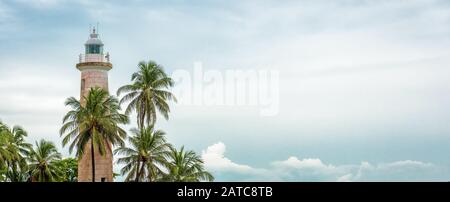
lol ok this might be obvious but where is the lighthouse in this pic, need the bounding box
[76,27,113,182]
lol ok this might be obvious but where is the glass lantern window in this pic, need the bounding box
[86,44,103,54]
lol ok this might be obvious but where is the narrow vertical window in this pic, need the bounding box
[81,79,85,92]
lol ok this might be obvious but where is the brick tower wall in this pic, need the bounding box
[78,68,113,182]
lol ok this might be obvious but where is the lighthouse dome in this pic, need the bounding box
[85,31,103,45]
[85,37,103,45]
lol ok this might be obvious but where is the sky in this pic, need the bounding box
[1,0,450,181]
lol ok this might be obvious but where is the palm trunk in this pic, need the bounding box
[139,162,146,182]
[139,112,144,130]
[135,160,141,182]
[148,166,153,182]
[91,139,96,182]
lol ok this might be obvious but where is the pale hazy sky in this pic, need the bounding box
[0,0,450,181]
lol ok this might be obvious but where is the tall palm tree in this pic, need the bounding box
[28,139,62,182]
[114,126,171,182]
[162,146,214,182]
[117,60,176,129]
[60,87,129,182]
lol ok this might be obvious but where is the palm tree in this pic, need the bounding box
[4,166,29,182]
[0,121,11,171]
[0,123,12,179]
[28,139,62,182]
[60,87,129,182]
[114,126,171,182]
[0,121,31,182]
[117,60,176,129]
[162,146,214,182]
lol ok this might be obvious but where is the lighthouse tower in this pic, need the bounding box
[76,27,113,182]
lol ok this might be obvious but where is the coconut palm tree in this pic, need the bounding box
[0,123,12,179]
[0,121,11,170]
[28,139,62,182]
[60,87,129,182]
[6,125,31,159]
[4,166,29,182]
[0,121,31,182]
[114,126,171,182]
[161,146,214,182]
[117,60,176,129]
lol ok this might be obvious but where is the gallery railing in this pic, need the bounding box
[78,53,110,63]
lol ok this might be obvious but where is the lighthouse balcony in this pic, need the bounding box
[76,53,112,71]
[78,53,110,63]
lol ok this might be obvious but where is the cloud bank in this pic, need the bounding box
[202,142,443,181]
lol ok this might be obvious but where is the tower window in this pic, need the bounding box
[81,79,85,91]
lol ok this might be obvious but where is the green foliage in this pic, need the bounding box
[115,128,214,182]
[0,120,78,182]
[0,121,32,182]
[160,146,214,182]
[117,60,177,129]
[1,60,214,182]
[114,126,171,182]
[60,87,129,182]
[28,139,62,182]
[60,87,129,157]
[55,158,78,182]
[113,60,213,182]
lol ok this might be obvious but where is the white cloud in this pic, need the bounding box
[0,62,78,155]
[273,157,335,170]
[201,142,254,173]
[337,174,353,182]
[203,142,446,181]
[349,160,440,181]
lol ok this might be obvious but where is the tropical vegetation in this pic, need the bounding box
[0,60,213,182]
[0,121,78,182]
[114,126,171,182]
[161,146,214,182]
[28,140,62,182]
[60,87,129,182]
